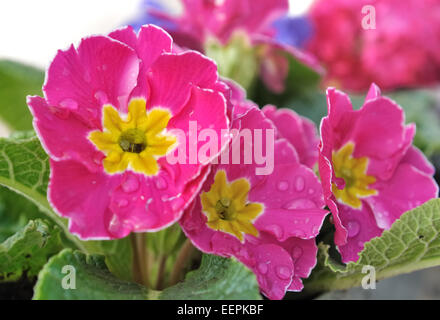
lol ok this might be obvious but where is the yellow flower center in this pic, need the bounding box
[89,98,177,176]
[201,170,263,242]
[332,142,377,209]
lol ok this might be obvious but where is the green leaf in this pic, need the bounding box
[33,249,151,300]
[83,237,134,282]
[160,254,261,300]
[0,60,44,131]
[0,219,62,282]
[0,135,81,245]
[0,186,48,243]
[305,199,440,292]
[206,33,259,92]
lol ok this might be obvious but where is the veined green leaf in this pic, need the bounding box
[305,199,440,292]
[0,219,62,282]
[33,249,151,300]
[160,254,261,300]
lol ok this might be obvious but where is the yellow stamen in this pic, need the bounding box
[89,98,177,176]
[201,170,263,241]
[332,143,377,209]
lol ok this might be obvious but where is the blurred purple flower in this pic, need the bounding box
[273,16,313,48]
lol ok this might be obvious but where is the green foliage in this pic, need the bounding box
[0,187,48,243]
[305,199,440,292]
[206,33,259,91]
[160,254,261,300]
[0,60,44,131]
[33,249,151,300]
[0,219,62,282]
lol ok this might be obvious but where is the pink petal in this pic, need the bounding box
[401,146,436,175]
[367,163,439,229]
[44,36,139,126]
[263,105,319,168]
[251,163,328,241]
[282,238,318,291]
[147,51,219,115]
[48,159,121,240]
[364,83,382,102]
[337,203,383,263]
[164,85,229,188]
[109,25,173,103]
[28,96,100,172]
[246,243,293,300]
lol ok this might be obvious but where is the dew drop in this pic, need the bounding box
[94,91,108,105]
[122,175,139,193]
[266,224,283,239]
[283,199,315,210]
[277,180,289,191]
[171,197,184,211]
[276,266,291,280]
[155,177,168,190]
[292,246,303,259]
[295,176,305,192]
[347,220,360,238]
[257,262,268,275]
[59,98,78,111]
[117,199,128,208]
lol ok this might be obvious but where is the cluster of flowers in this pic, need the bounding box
[307,0,440,91]
[27,1,438,300]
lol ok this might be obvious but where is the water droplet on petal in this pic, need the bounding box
[266,224,283,239]
[347,220,360,238]
[295,176,305,192]
[108,214,122,235]
[171,197,184,211]
[308,188,315,195]
[277,180,289,191]
[283,199,316,210]
[117,199,128,208]
[276,266,291,280]
[94,91,108,105]
[292,246,303,259]
[60,98,78,111]
[155,177,168,190]
[122,175,139,193]
[257,263,268,275]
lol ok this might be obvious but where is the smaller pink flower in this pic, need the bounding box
[181,102,328,299]
[27,25,231,240]
[263,105,319,169]
[319,83,439,262]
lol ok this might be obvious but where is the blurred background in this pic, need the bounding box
[0,0,312,68]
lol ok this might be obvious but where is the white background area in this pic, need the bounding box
[0,0,313,68]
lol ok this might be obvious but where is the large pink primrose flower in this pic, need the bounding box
[319,83,439,262]
[27,25,230,240]
[307,0,440,91]
[180,102,328,299]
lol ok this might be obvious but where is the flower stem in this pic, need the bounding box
[169,239,196,286]
[130,232,150,288]
[155,255,168,290]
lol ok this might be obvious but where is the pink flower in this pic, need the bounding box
[143,0,321,93]
[27,25,231,240]
[319,83,439,262]
[262,105,319,169]
[307,0,440,91]
[180,102,328,299]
